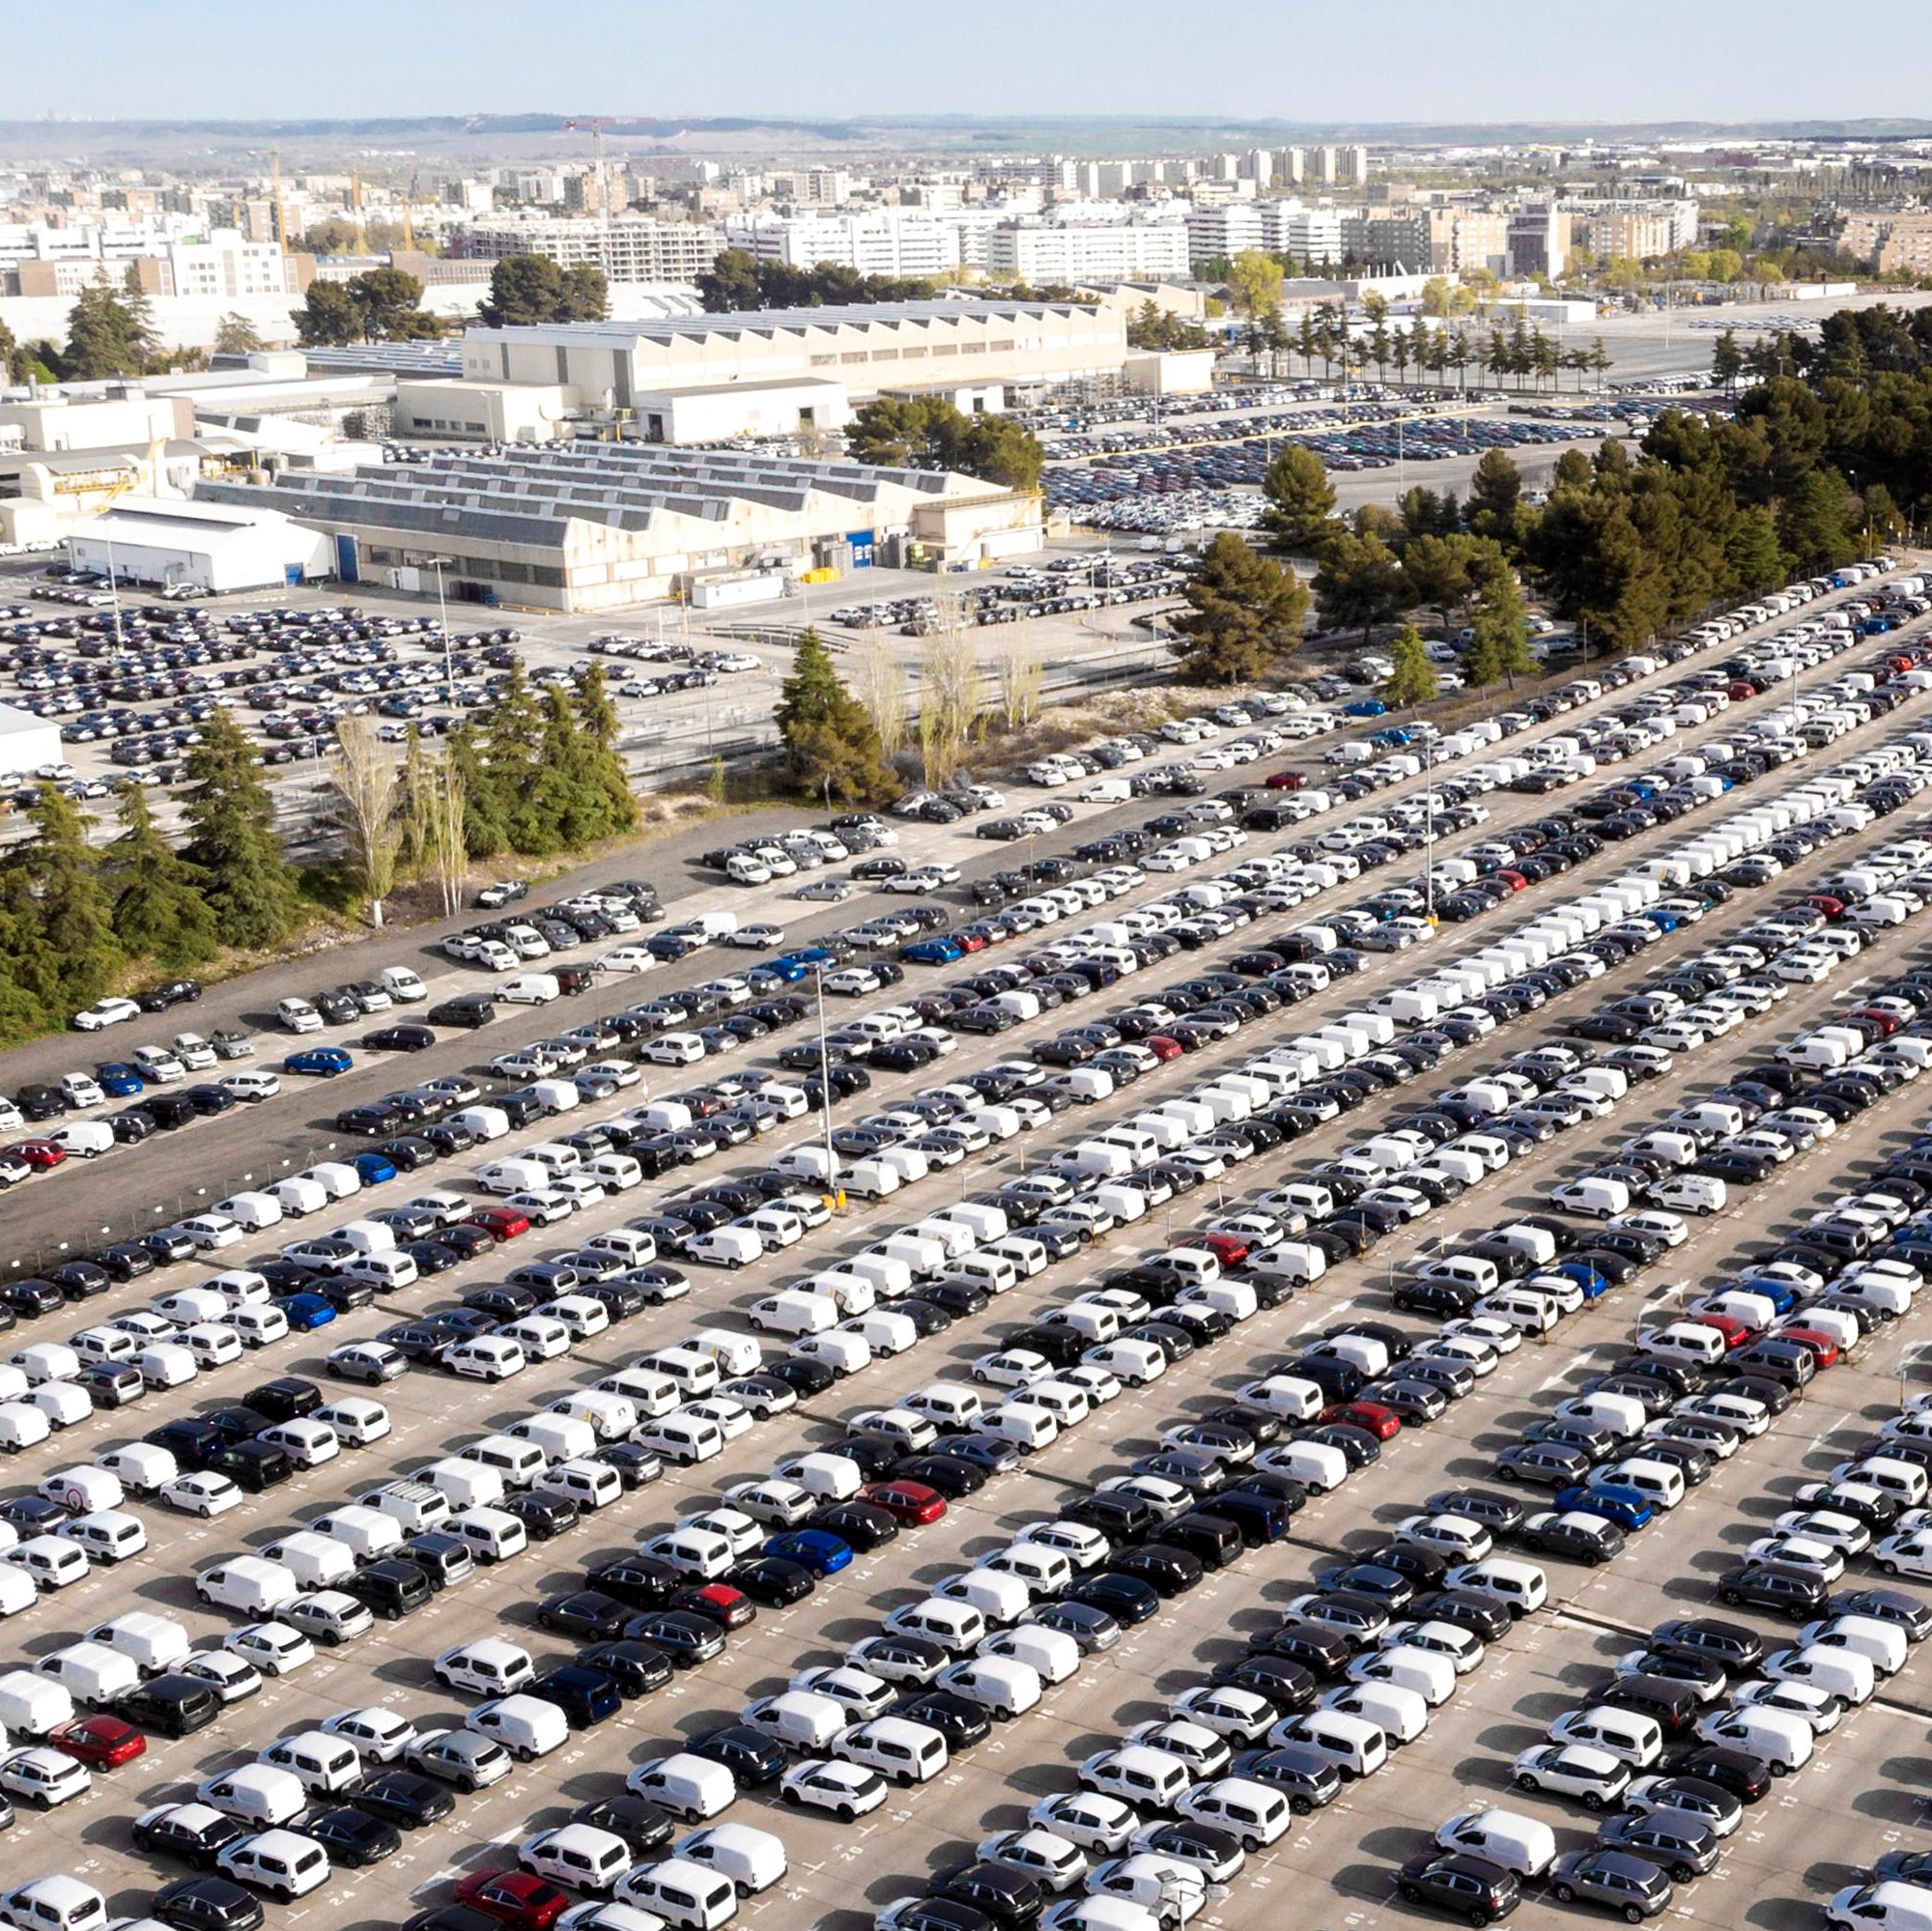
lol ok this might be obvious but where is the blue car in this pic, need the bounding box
[279,1292,338,1331]
[1555,1482,1654,1532]
[1341,699,1388,718]
[1554,1262,1610,1299]
[284,1048,354,1077]
[1641,909,1680,933]
[749,960,809,986]
[1733,1274,1801,1314]
[95,1063,146,1096]
[903,939,964,967]
[779,948,837,970]
[762,1529,852,1576]
[353,1152,398,1186]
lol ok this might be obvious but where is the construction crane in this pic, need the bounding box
[563,116,616,215]
[270,145,286,248]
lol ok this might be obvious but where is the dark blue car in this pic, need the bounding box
[762,1529,852,1576]
[284,1048,354,1077]
[95,1062,146,1096]
[903,939,964,967]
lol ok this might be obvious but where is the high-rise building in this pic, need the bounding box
[724,211,960,277]
[986,216,1189,282]
[1507,204,1574,276]
[1313,147,1339,185]
[452,214,724,281]
[1343,146,1372,185]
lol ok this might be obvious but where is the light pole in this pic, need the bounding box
[810,963,839,1210]
[421,554,455,705]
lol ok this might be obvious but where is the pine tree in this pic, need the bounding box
[1312,530,1408,644]
[23,786,122,1004]
[775,629,898,805]
[0,862,60,1041]
[179,707,302,951]
[573,665,638,838]
[1724,504,1787,594]
[1260,444,1339,557]
[1466,559,1539,691]
[1382,626,1438,710]
[1170,532,1309,685]
[1777,469,1857,573]
[63,276,140,380]
[445,722,506,859]
[519,689,584,857]
[1466,448,1528,554]
[477,661,546,851]
[108,781,217,969]
[120,266,158,371]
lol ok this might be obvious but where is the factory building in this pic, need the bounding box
[198,440,1042,613]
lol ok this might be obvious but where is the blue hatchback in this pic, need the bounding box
[1555,1261,1610,1299]
[95,1062,146,1096]
[284,1047,354,1077]
[763,1529,852,1576]
[903,939,964,967]
[1555,1482,1654,1532]
[280,1292,338,1331]
[353,1152,398,1186]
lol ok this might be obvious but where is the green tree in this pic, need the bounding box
[107,781,217,969]
[63,275,143,379]
[0,863,60,1041]
[1466,447,1530,554]
[571,664,639,838]
[295,280,362,348]
[1712,327,1745,394]
[696,247,766,312]
[1382,625,1438,709]
[346,268,436,341]
[476,253,609,328]
[846,395,1042,490]
[1260,444,1339,557]
[1464,557,1539,691]
[23,786,122,1005]
[1777,467,1857,573]
[445,721,506,859]
[179,706,302,951]
[213,312,263,356]
[1169,533,1309,685]
[774,628,898,805]
[1313,530,1408,643]
[1724,502,1787,593]
[0,316,30,383]
[120,266,158,370]
[1399,532,1483,632]
[1227,249,1285,329]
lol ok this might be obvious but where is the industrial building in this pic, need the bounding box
[0,702,62,782]
[199,441,1043,613]
[65,497,333,593]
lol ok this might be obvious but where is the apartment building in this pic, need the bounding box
[985,216,1189,282]
[724,211,962,277]
[450,215,724,281]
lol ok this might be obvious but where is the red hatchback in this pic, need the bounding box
[1199,1232,1250,1268]
[452,1872,569,1931]
[1144,1036,1185,1061]
[1690,1312,1754,1351]
[6,1141,65,1171]
[48,1714,146,1769]
[1264,771,1307,790]
[1777,1325,1840,1368]
[467,1207,531,1241]
[673,1582,756,1630]
[1331,1400,1403,1440]
[860,1480,948,1525]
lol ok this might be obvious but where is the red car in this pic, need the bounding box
[466,1207,531,1241]
[1805,894,1847,919]
[1330,1401,1403,1441]
[1264,771,1307,790]
[452,1872,570,1931]
[1852,1007,1903,1036]
[1777,1325,1840,1368]
[952,931,988,953]
[47,1714,145,1769]
[1495,870,1529,893]
[1689,1312,1753,1351]
[6,1141,65,1171]
[1199,1232,1250,1268]
[673,1582,756,1630]
[860,1480,948,1525]
[1144,1036,1186,1061]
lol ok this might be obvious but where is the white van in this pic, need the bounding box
[1445,1559,1548,1618]
[678,1822,788,1898]
[626,1753,736,1823]
[834,1716,950,1787]
[616,1860,737,1930]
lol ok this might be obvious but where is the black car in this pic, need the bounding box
[150,1878,264,1931]
[536,1590,632,1641]
[897,1690,994,1751]
[626,1609,726,1665]
[1064,1571,1161,1625]
[577,1639,675,1698]
[1665,1744,1772,1803]
[1518,1511,1626,1563]
[1395,1852,1520,1923]
[505,1491,580,1541]
[133,1803,247,1868]
[927,1862,1044,1930]
[1652,1617,1765,1673]
[1716,1562,1825,1620]
[687,1723,785,1785]
[571,1793,677,1857]
[303,1805,403,1867]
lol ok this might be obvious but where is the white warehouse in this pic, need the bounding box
[65,497,335,593]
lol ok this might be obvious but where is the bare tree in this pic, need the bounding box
[918,608,982,788]
[994,634,1045,731]
[424,747,468,918]
[327,715,401,925]
[848,630,910,762]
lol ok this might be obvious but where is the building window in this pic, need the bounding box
[931,344,957,356]
[810,354,838,367]
[869,349,897,361]
[839,352,868,365]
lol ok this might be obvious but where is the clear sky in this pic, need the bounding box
[11,0,1932,125]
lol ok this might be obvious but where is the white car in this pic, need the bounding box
[1745,1533,1844,1584]
[1027,1791,1141,1855]
[1510,1742,1631,1809]
[223,1623,316,1677]
[160,1472,242,1518]
[1731,1679,1842,1735]
[972,1349,1053,1389]
[778,1756,888,1819]
[0,1746,90,1808]
[72,997,141,1032]
[181,1649,264,1703]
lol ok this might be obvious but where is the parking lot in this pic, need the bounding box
[1,550,1931,1931]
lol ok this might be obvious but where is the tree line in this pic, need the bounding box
[0,665,638,1048]
[0,270,212,383]
[295,269,446,347]
[697,249,941,314]
[844,395,1045,492]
